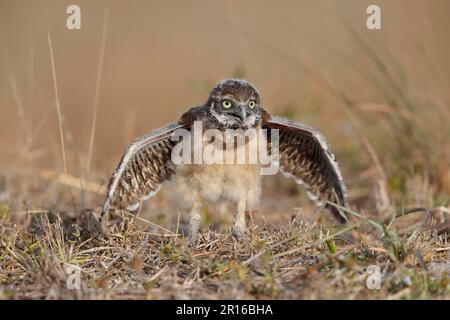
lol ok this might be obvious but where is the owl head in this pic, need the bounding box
[207,79,261,129]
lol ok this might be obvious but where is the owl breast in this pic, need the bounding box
[179,163,261,207]
[169,131,263,209]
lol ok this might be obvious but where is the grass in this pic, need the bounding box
[0,204,448,299]
[47,30,68,175]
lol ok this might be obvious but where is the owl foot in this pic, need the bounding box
[187,234,198,248]
[187,208,201,248]
[232,227,246,241]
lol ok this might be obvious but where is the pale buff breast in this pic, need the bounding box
[168,129,264,209]
[173,163,261,208]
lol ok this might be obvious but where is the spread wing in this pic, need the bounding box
[263,116,349,223]
[102,122,187,216]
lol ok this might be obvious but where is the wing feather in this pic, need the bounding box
[263,116,349,223]
[102,122,187,215]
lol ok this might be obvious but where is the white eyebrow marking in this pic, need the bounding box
[219,95,237,101]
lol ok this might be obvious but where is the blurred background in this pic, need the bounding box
[0,0,449,225]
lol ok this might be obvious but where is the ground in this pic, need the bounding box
[0,185,449,299]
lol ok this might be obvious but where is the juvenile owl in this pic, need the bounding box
[102,79,349,244]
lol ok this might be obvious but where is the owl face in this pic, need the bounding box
[207,79,261,129]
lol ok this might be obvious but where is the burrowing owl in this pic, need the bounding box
[102,79,349,243]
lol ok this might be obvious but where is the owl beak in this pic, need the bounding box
[230,106,246,122]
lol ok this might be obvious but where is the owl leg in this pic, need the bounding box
[232,199,246,240]
[188,202,201,246]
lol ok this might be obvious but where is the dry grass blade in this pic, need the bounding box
[122,211,177,236]
[325,201,384,232]
[40,169,106,194]
[47,30,67,175]
[272,223,358,259]
[86,8,109,176]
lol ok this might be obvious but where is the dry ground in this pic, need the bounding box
[0,180,449,299]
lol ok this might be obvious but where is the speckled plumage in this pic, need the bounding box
[101,79,349,243]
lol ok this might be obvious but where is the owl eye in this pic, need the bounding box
[222,100,232,108]
[248,100,256,108]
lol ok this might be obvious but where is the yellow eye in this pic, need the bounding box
[222,100,232,108]
[248,100,256,108]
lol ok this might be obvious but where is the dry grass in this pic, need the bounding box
[0,203,449,299]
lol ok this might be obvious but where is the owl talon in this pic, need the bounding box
[187,235,198,248]
[232,227,246,241]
